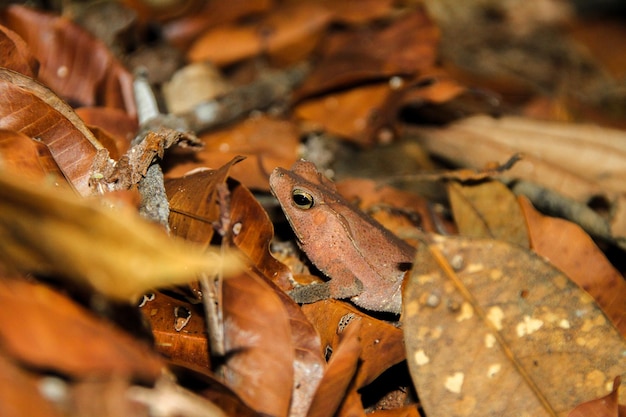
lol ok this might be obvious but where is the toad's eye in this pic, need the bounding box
[292,189,314,209]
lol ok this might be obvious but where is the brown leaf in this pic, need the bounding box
[409,115,626,244]
[164,116,299,191]
[336,178,442,236]
[0,278,163,381]
[271,284,325,417]
[296,10,439,99]
[0,170,242,301]
[295,83,402,146]
[306,318,362,417]
[187,2,331,67]
[519,196,626,336]
[230,179,293,290]
[141,292,210,371]
[448,181,530,247]
[0,352,64,417]
[75,107,138,156]
[302,300,405,389]
[1,5,136,116]
[0,129,64,182]
[166,156,245,246]
[0,23,38,77]
[568,376,626,417]
[403,234,626,417]
[162,0,274,50]
[318,0,396,25]
[0,68,102,195]
[222,270,294,417]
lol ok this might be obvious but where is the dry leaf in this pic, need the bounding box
[0,278,163,381]
[410,115,626,244]
[296,10,439,99]
[0,352,64,417]
[222,270,294,417]
[0,170,242,301]
[164,116,299,191]
[568,376,626,417]
[0,68,102,195]
[187,2,331,66]
[306,319,362,417]
[519,196,626,336]
[270,284,325,417]
[302,300,405,388]
[140,292,210,371]
[1,5,136,116]
[295,83,402,146]
[403,234,626,417]
[166,157,245,247]
[0,129,64,182]
[0,23,38,78]
[448,180,530,247]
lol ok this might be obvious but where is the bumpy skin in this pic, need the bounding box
[269,160,416,313]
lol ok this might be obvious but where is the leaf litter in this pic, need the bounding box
[0,1,624,417]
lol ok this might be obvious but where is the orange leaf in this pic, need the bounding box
[1,5,135,116]
[519,196,626,336]
[222,270,294,417]
[0,278,163,382]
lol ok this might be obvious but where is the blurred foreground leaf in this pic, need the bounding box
[0,170,242,301]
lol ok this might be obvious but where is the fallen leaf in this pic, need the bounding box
[229,178,293,290]
[162,0,273,50]
[0,170,242,301]
[296,10,439,99]
[271,284,325,417]
[187,2,331,67]
[0,352,64,417]
[140,292,210,371]
[0,23,38,77]
[0,68,102,195]
[568,376,626,417]
[306,319,362,417]
[164,116,299,191]
[222,270,294,417]
[0,278,163,381]
[0,129,64,183]
[403,234,626,417]
[448,180,530,247]
[519,196,626,336]
[409,115,626,244]
[295,83,402,146]
[1,5,136,116]
[302,300,405,388]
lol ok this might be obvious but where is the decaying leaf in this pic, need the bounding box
[448,180,530,247]
[305,319,362,417]
[165,157,245,247]
[0,23,39,78]
[519,196,626,336]
[0,170,242,301]
[410,115,626,245]
[222,270,294,417]
[403,234,626,417]
[0,278,163,381]
[302,299,405,389]
[0,129,64,182]
[568,376,626,417]
[140,292,210,371]
[164,116,299,191]
[1,4,136,115]
[187,2,331,67]
[0,67,102,195]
